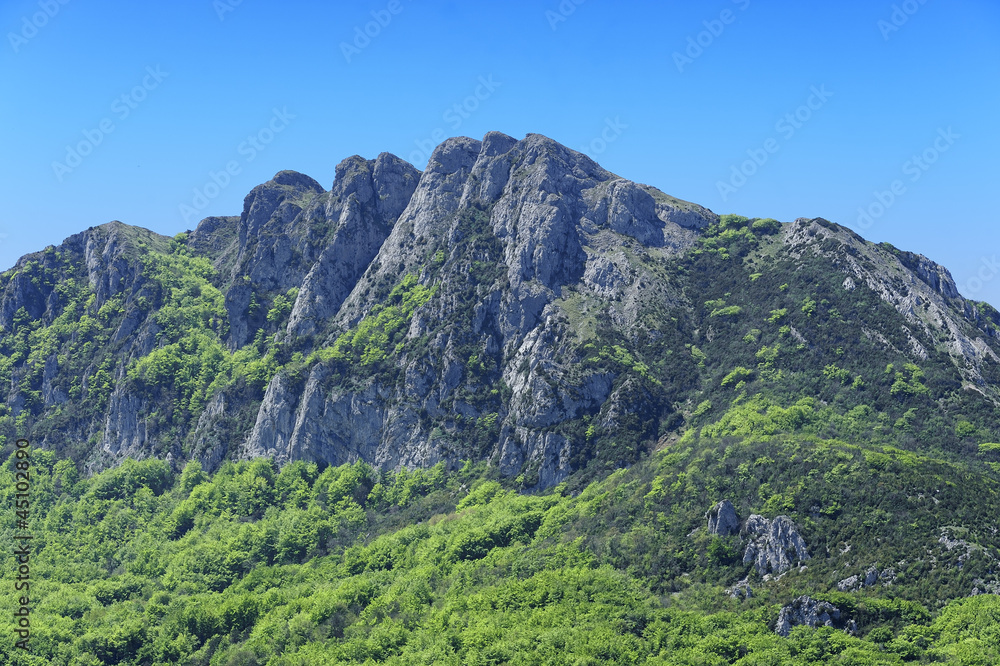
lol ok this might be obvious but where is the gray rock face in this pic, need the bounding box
[189,392,230,472]
[286,369,387,468]
[775,596,853,637]
[286,153,420,339]
[214,157,423,348]
[243,373,299,463]
[224,282,257,350]
[42,354,67,407]
[836,575,859,592]
[236,171,324,262]
[603,180,666,247]
[707,500,740,536]
[743,515,810,575]
[239,366,446,473]
[97,390,152,469]
[239,132,708,485]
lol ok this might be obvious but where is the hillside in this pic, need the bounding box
[1,436,998,663]
[2,131,1000,663]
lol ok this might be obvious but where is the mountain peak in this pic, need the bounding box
[481,131,517,156]
[271,170,324,192]
[426,135,483,175]
[332,155,372,186]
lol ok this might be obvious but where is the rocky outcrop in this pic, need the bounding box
[727,577,753,600]
[97,390,152,467]
[189,392,230,472]
[234,170,324,268]
[0,222,162,333]
[775,596,855,637]
[836,575,858,592]
[286,154,420,339]
[265,131,705,483]
[214,156,422,348]
[837,565,895,591]
[971,579,1000,596]
[222,170,325,347]
[239,363,447,473]
[707,500,739,537]
[743,515,810,576]
[41,354,67,407]
[188,215,239,260]
[243,373,300,463]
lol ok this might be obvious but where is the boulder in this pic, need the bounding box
[775,596,854,637]
[706,500,739,537]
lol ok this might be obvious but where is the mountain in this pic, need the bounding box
[3,132,1000,664]
[3,131,1000,489]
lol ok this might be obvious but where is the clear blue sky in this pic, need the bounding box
[2,0,998,305]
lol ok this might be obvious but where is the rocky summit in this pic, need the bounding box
[2,131,1000,491]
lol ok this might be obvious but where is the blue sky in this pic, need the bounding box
[2,0,998,305]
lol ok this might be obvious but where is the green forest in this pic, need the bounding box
[2,415,999,664]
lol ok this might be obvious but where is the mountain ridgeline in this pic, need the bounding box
[3,131,1000,489]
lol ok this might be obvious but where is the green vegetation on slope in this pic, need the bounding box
[308,274,436,367]
[124,237,294,427]
[541,213,1000,485]
[0,252,127,454]
[3,409,999,665]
